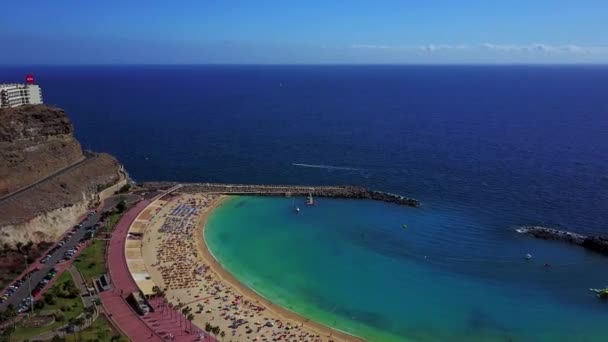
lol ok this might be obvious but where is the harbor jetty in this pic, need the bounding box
[141,182,420,207]
[516,226,608,256]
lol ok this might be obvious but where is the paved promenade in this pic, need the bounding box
[101,199,211,342]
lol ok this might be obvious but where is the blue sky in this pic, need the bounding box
[1,0,607,64]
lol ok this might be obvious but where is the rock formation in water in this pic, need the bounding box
[581,236,608,256]
[516,226,608,256]
[0,104,127,246]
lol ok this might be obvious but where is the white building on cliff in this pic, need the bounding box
[0,75,43,108]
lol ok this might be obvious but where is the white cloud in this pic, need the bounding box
[350,44,394,49]
[350,43,469,52]
[417,44,469,52]
[478,43,607,54]
[350,43,608,55]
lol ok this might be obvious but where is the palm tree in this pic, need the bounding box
[168,302,174,320]
[176,301,184,326]
[184,306,192,330]
[181,307,187,330]
[211,326,220,341]
[84,306,95,326]
[161,287,169,314]
[186,313,194,333]
[156,290,163,313]
[152,286,160,304]
[204,323,212,341]
[161,295,168,315]
[158,290,166,309]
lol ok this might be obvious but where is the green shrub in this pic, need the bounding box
[116,200,127,213]
[51,335,65,342]
[44,293,55,305]
[118,184,131,193]
[54,311,65,322]
[34,300,45,310]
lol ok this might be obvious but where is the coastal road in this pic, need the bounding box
[0,211,101,310]
[0,153,95,204]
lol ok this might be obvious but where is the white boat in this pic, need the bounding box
[292,198,300,213]
[525,253,533,260]
[306,193,315,206]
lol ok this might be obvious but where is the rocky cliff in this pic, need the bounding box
[0,105,125,246]
[0,105,84,196]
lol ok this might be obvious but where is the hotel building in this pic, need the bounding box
[0,82,43,108]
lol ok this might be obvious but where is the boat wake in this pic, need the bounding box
[292,163,360,171]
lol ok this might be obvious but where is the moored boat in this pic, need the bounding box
[306,193,315,206]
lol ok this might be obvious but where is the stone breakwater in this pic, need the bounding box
[142,182,420,207]
[517,226,608,256]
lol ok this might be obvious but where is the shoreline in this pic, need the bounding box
[194,195,365,342]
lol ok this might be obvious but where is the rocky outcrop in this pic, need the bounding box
[0,105,84,196]
[0,104,125,246]
[516,226,608,257]
[145,182,420,207]
[581,236,608,256]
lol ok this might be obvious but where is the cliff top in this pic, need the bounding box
[0,104,74,143]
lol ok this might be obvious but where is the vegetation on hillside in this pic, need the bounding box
[0,241,53,288]
[10,272,84,340]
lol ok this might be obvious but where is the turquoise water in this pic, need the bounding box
[206,196,608,342]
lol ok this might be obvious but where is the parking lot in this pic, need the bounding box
[0,211,101,312]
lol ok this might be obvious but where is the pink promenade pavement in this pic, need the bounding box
[101,199,214,342]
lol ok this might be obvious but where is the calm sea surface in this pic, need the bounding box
[2,65,607,340]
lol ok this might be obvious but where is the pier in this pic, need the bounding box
[141,182,420,207]
[517,226,608,256]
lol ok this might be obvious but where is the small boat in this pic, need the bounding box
[402,224,408,229]
[306,193,315,206]
[292,198,300,213]
[525,253,533,260]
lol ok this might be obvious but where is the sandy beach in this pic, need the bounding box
[139,192,364,342]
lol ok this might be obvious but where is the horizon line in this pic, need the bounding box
[2,62,608,67]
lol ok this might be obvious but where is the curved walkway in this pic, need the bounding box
[102,192,208,342]
[100,200,162,341]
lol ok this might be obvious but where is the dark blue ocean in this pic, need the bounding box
[4,65,605,234]
[2,65,607,340]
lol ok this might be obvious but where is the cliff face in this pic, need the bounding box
[0,105,84,196]
[0,153,125,244]
[0,105,125,246]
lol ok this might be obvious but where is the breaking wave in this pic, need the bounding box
[292,163,360,171]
